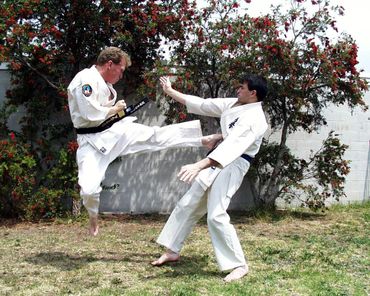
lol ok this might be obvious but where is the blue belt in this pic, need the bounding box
[241,154,254,163]
[207,147,253,163]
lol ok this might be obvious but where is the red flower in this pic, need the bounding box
[9,132,15,141]
[67,140,79,153]
[179,112,187,121]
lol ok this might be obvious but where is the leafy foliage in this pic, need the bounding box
[147,0,368,209]
[0,0,368,216]
[250,131,350,210]
[0,132,36,218]
[0,132,79,219]
[0,0,193,219]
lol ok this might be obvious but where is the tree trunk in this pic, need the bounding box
[72,198,81,216]
[259,117,291,208]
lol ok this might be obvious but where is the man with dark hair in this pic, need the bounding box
[151,74,268,282]
[67,47,221,236]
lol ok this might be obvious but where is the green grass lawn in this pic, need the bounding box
[0,202,369,296]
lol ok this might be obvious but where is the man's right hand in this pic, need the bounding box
[160,76,172,94]
[159,76,187,105]
[108,99,126,117]
[115,100,126,112]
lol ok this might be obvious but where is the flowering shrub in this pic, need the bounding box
[0,132,37,218]
[42,141,80,216]
[24,187,64,220]
[249,132,350,211]
[147,0,368,210]
[0,133,80,219]
[1,0,368,212]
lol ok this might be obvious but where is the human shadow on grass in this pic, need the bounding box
[25,250,218,279]
[225,209,327,224]
[25,251,177,270]
[25,251,124,271]
[143,253,220,280]
[165,210,326,228]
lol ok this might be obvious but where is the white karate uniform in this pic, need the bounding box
[156,96,268,271]
[67,66,203,217]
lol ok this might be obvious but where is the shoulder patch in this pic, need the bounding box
[82,84,93,97]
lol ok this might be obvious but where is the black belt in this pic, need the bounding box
[241,154,254,163]
[75,97,149,134]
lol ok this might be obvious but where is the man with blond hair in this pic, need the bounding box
[67,47,221,236]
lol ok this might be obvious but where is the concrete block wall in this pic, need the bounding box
[271,90,370,206]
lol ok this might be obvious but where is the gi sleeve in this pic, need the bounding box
[207,118,268,168]
[186,96,229,117]
[72,82,110,122]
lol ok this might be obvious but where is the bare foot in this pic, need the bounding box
[201,134,223,150]
[223,265,248,282]
[89,216,99,236]
[151,250,180,266]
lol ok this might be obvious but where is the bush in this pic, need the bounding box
[0,133,80,220]
[42,140,80,217]
[24,187,64,220]
[0,132,37,218]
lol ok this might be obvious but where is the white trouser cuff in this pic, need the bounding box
[82,194,99,217]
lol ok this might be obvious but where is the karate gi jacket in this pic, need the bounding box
[67,66,149,155]
[185,96,268,189]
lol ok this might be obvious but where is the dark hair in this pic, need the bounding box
[239,74,268,102]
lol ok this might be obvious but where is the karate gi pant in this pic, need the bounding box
[156,157,250,271]
[76,120,203,217]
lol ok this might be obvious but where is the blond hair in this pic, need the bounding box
[96,47,132,67]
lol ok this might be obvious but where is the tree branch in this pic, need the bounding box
[16,56,60,90]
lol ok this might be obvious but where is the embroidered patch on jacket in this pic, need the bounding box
[82,84,93,97]
[228,117,239,129]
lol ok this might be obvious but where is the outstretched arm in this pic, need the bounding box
[178,157,220,184]
[160,76,224,151]
[160,76,190,105]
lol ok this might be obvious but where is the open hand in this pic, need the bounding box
[177,163,202,184]
[159,76,172,93]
